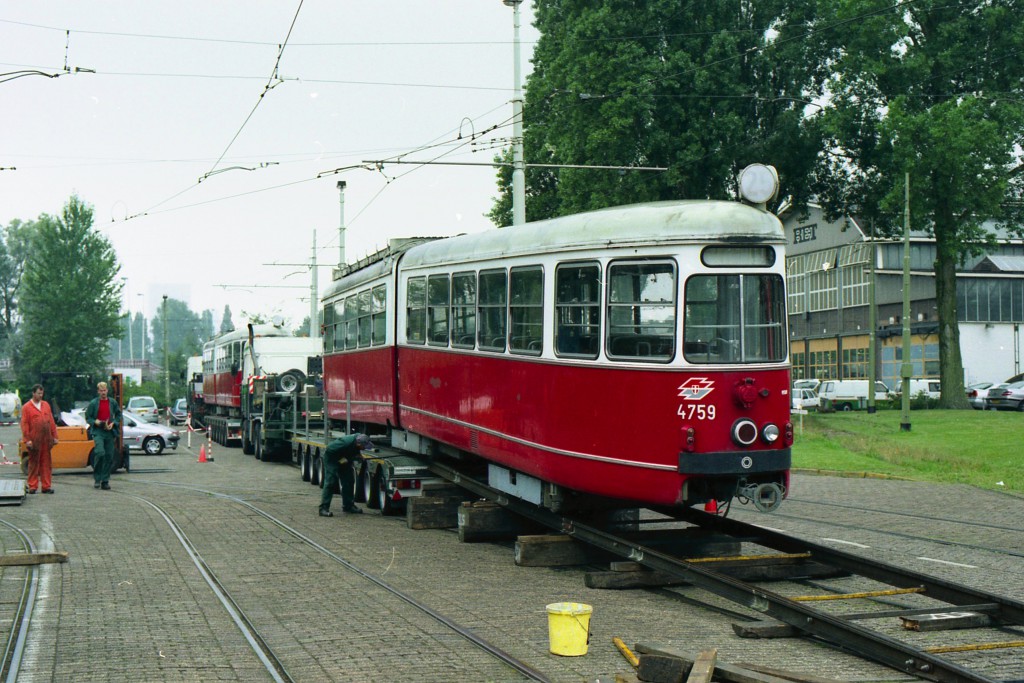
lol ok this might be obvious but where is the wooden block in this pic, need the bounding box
[585,569,690,589]
[900,611,991,631]
[419,482,469,498]
[731,620,800,639]
[406,496,461,530]
[636,644,796,683]
[514,534,596,566]
[0,551,69,566]
[637,653,689,683]
[457,501,539,542]
[685,649,717,683]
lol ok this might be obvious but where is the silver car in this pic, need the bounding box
[966,382,993,410]
[985,381,1024,411]
[123,410,180,454]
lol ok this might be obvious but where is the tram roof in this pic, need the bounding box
[400,200,783,270]
[202,324,296,349]
[323,200,783,299]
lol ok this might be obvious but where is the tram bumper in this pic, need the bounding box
[677,448,791,475]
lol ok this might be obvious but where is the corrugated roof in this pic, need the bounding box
[973,255,1024,273]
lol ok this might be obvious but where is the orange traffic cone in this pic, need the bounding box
[198,445,207,463]
[704,498,718,514]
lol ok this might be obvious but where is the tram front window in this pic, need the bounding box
[684,274,786,364]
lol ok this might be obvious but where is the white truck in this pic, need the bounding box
[817,379,891,411]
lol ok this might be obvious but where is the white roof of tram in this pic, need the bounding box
[324,200,783,298]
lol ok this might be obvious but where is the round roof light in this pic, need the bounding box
[738,164,779,205]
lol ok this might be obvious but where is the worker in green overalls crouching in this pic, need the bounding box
[319,433,373,517]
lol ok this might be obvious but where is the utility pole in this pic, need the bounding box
[900,173,912,432]
[310,231,319,339]
[504,0,526,226]
[867,225,877,414]
[337,180,347,266]
[162,295,170,407]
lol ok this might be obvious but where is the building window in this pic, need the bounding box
[842,346,868,379]
[791,351,806,380]
[809,349,837,379]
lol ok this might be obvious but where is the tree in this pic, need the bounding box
[150,299,208,391]
[809,0,1024,408]
[201,309,215,342]
[220,305,234,334]
[0,218,37,352]
[17,196,122,406]
[489,0,823,225]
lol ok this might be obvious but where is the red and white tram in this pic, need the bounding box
[322,174,792,512]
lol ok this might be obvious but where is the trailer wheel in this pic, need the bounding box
[301,448,311,482]
[377,472,397,516]
[277,370,305,393]
[366,468,380,509]
[312,451,322,486]
[355,462,368,503]
[254,423,267,462]
[242,420,254,455]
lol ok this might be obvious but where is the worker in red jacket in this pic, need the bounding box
[21,384,59,494]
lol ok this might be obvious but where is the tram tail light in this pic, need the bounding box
[784,421,794,446]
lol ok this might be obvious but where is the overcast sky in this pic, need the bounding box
[1,1,537,329]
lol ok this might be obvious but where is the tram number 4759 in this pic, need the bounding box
[677,404,716,421]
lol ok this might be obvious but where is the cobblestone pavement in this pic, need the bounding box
[0,423,1020,682]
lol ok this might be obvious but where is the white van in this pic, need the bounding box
[817,380,891,411]
[893,379,941,400]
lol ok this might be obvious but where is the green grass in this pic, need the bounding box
[791,409,1024,493]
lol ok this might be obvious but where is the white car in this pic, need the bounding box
[791,388,820,411]
[122,411,180,455]
[126,396,160,423]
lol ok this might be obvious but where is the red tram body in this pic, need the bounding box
[322,195,792,512]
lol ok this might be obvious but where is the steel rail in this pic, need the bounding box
[0,519,37,683]
[671,507,1024,625]
[430,462,1001,683]
[127,495,294,683]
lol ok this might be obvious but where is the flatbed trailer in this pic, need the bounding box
[248,376,439,514]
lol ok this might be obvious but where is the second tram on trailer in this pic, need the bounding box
[320,165,792,512]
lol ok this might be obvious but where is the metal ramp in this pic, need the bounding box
[0,477,26,505]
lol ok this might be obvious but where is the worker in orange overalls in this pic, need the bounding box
[21,384,59,494]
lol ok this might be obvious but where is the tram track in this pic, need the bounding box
[0,519,39,683]
[121,482,551,683]
[429,461,1024,683]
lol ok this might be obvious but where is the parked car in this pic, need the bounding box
[793,379,820,392]
[984,381,1024,412]
[170,398,188,425]
[126,396,160,423]
[791,388,820,411]
[965,382,994,410]
[123,410,180,454]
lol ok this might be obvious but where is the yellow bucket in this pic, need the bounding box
[546,602,593,656]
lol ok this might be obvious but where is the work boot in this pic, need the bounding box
[342,505,363,514]
[318,508,333,517]
[101,482,111,490]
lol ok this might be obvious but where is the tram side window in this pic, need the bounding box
[510,267,544,355]
[406,277,427,344]
[371,285,386,346]
[323,300,335,352]
[230,342,242,373]
[555,263,601,358]
[451,272,477,348]
[357,289,372,347]
[344,296,359,350]
[427,274,450,346]
[335,297,347,350]
[478,269,507,352]
[684,274,786,364]
[606,262,676,362]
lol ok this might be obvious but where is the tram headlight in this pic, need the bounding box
[761,423,780,444]
[731,419,758,446]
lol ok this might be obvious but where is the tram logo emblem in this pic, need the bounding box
[678,378,714,401]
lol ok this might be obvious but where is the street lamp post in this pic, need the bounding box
[504,0,526,226]
[162,295,170,406]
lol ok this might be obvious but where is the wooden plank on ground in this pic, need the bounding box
[637,653,689,683]
[406,496,463,530]
[636,643,795,683]
[684,649,717,683]
[732,620,800,639]
[0,551,69,566]
[457,501,540,542]
[515,534,603,566]
[900,611,992,631]
[585,568,690,589]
